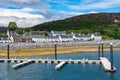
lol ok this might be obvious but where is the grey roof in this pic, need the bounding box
[32,35,59,39]
[0,37,9,40]
[60,35,73,38]
[22,35,31,39]
[24,31,46,35]
[31,31,45,35]
[32,35,45,38]
[74,33,90,37]
[9,31,19,36]
[52,31,66,35]
[93,32,101,36]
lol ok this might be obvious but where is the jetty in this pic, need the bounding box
[12,60,34,69]
[0,59,101,64]
[0,58,116,72]
[100,57,116,72]
[55,61,67,70]
[0,42,117,73]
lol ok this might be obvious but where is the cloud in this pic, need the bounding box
[0,0,49,13]
[0,16,43,27]
[0,7,83,27]
[0,0,119,28]
[12,0,38,3]
[0,0,50,27]
[0,8,45,27]
[69,0,120,10]
[0,8,44,19]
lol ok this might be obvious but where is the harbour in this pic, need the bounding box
[0,42,119,80]
[0,51,119,80]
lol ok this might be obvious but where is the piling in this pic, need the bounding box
[98,42,100,60]
[55,43,57,60]
[110,43,113,71]
[101,42,104,57]
[7,44,10,59]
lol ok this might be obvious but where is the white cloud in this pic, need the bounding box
[0,16,43,27]
[88,11,98,14]
[12,0,38,3]
[69,0,120,10]
[0,8,45,27]
[0,0,119,28]
[0,8,44,19]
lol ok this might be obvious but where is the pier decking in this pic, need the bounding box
[0,59,101,64]
[100,57,116,72]
[55,61,67,70]
[0,58,116,72]
[12,60,34,69]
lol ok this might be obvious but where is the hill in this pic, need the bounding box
[32,12,120,39]
[0,26,7,36]
[0,26,7,33]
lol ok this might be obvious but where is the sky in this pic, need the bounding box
[0,0,120,28]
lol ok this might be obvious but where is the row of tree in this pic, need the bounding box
[31,19,120,39]
[6,21,120,40]
[7,22,31,35]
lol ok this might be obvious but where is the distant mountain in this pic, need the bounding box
[0,26,7,33]
[32,12,120,39]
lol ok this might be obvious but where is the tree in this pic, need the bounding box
[8,22,18,31]
[17,29,24,35]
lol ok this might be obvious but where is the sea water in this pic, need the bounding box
[0,51,120,80]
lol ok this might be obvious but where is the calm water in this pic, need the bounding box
[0,51,120,80]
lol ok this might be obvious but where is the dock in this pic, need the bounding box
[12,60,34,69]
[0,58,116,72]
[100,57,116,72]
[0,59,101,64]
[55,61,67,70]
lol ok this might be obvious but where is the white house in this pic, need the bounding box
[90,32,102,41]
[50,31,66,36]
[72,32,102,41]
[32,35,60,43]
[0,37,11,43]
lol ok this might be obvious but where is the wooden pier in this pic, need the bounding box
[100,57,116,72]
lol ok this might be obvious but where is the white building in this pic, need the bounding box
[72,32,102,41]
[0,37,11,43]
[90,32,102,41]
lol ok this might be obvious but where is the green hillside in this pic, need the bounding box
[32,13,120,39]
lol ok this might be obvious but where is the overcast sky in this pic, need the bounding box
[0,0,120,28]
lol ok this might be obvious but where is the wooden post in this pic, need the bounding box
[110,43,113,70]
[98,42,100,60]
[7,44,10,59]
[101,42,104,57]
[55,43,57,60]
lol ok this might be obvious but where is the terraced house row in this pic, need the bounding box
[1,31,102,43]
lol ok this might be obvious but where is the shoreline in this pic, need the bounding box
[0,45,120,57]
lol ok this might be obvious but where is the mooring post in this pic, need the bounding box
[7,43,10,59]
[98,42,101,60]
[55,43,57,60]
[110,43,113,70]
[101,42,104,57]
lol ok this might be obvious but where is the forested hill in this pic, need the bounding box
[32,13,120,39]
[0,27,7,33]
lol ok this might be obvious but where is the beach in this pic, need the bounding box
[0,44,120,57]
